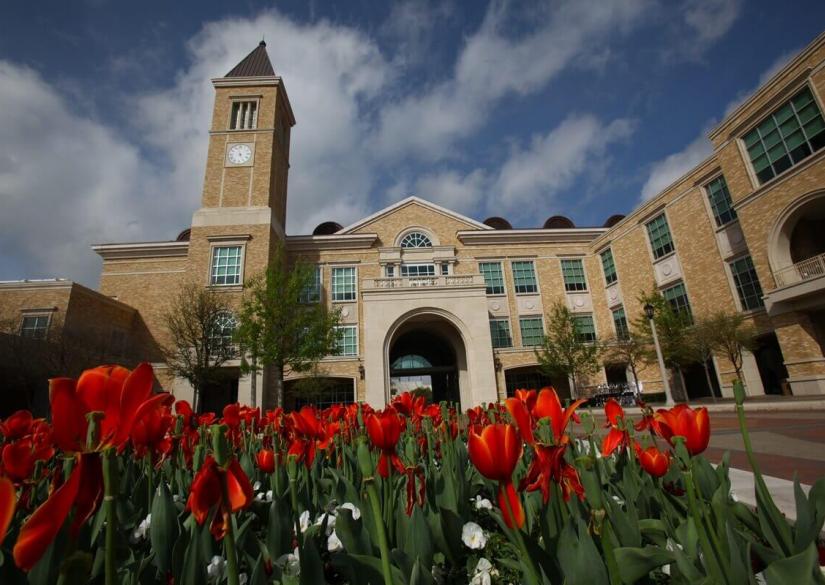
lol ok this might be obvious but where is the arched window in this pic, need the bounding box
[399,232,432,248]
[391,354,433,370]
[210,311,238,353]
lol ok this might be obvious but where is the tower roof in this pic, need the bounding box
[224,41,275,78]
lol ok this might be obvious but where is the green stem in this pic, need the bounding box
[500,484,541,585]
[102,449,117,585]
[146,454,153,511]
[684,468,729,584]
[220,476,241,585]
[289,473,304,551]
[365,478,394,585]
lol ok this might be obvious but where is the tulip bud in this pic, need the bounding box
[356,437,374,479]
[733,380,746,406]
[210,424,231,467]
[286,453,299,481]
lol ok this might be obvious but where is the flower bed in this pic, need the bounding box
[0,363,824,584]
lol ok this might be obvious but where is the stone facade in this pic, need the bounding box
[5,35,825,410]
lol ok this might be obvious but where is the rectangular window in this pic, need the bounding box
[479,262,505,295]
[400,264,436,277]
[385,265,395,278]
[561,258,587,291]
[20,315,49,339]
[334,325,357,356]
[230,100,258,130]
[730,255,765,311]
[600,248,618,285]
[210,245,243,286]
[489,319,513,349]
[331,266,357,301]
[646,214,675,259]
[512,261,538,294]
[299,265,321,304]
[519,317,544,347]
[612,306,629,339]
[662,281,693,321]
[743,86,825,184]
[440,262,450,276]
[574,315,597,343]
[706,175,737,227]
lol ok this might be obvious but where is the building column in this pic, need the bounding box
[773,311,825,395]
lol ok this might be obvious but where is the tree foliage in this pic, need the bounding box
[536,301,601,397]
[162,282,236,412]
[694,311,757,384]
[235,245,341,408]
[602,330,649,392]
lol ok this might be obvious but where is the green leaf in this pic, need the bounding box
[267,496,294,558]
[614,546,675,584]
[557,518,609,585]
[763,542,819,585]
[298,535,325,585]
[346,552,406,585]
[400,505,433,571]
[150,481,180,574]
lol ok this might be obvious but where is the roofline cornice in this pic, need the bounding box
[457,228,607,245]
[91,241,190,261]
[0,279,73,291]
[286,233,378,251]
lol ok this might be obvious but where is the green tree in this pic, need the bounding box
[602,330,649,393]
[162,282,236,412]
[536,301,602,398]
[702,311,757,388]
[235,245,341,408]
[683,320,721,400]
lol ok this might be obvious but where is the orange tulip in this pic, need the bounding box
[186,455,253,539]
[0,477,15,546]
[655,404,710,456]
[601,399,631,457]
[256,449,276,474]
[637,446,671,478]
[467,424,524,529]
[366,409,405,477]
[532,387,585,444]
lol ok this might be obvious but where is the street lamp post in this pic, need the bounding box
[645,303,675,406]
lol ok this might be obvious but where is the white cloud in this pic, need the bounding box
[724,48,799,116]
[670,0,743,61]
[0,61,167,286]
[412,169,488,215]
[640,133,712,201]
[373,0,649,161]
[495,115,634,215]
[380,0,453,69]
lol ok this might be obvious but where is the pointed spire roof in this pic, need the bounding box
[224,41,275,78]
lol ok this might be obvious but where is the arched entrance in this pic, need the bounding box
[386,313,468,406]
[769,191,825,280]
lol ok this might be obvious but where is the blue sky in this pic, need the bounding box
[1,0,824,286]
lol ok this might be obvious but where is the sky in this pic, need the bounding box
[1,0,824,287]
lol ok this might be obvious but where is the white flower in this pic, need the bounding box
[172,494,181,504]
[265,490,273,502]
[206,556,226,581]
[276,547,301,576]
[315,512,337,534]
[299,510,311,533]
[461,522,487,550]
[129,513,152,543]
[473,495,493,511]
[253,481,261,492]
[327,530,343,552]
[338,502,361,520]
[238,574,248,585]
[470,558,493,585]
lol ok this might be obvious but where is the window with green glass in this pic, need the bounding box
[600,248,617,285]
[646,214,675,259]
[334,325,357,356]
[210,245,243,286]
[479,262,505,295]
[574,315,597,343]
[743,86,825,184]
[706,175,737,227]
[561,258,587,291]
[489,319,513,348]
[662,281,692,322]
[512,261,538,294]
[519,317,544,347]
[730,256,765,311]
[331,266,356,301]
[612,306,629,339]
[299,265,321,303]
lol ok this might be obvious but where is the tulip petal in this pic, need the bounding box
[604,399,624,426]
[113,363,154,447]
[14,457,81,571]
[49,378,87,452]
[0,477,15,545]
[601,428,625,458]
[497,481,525,529]
[505,397,534,445]
[70,454,103,537]
[225,460,253,513]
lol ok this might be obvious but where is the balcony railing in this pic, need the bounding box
[363,274,486,290]
[773,252,825,288]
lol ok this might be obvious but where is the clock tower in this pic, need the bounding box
[193,41,295,238]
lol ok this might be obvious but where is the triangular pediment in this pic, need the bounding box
[339,196,492,234]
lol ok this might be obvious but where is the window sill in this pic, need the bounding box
[208,285,244,292]
[651,250,677,264]
[714,218,739,234]
[739,147,825,207]
[486,293,508,298]
[332,299,357,304]
[515,291,539,296]
[739,306,767,317]
[321,355,360,362]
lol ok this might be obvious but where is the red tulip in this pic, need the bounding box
[505,397,534,445]
[290,407,339,468]
[0,411,34,440]
[366,409,405,477]
[256,449,276,474]
[0,477,15,545]
[467,424,524,529]
[514,389,537,411]
[532,387,585,444]
[130,394,175,459]
[637,446,670,478]
[13,453,102,571]
[601,399,631,457]
[655,404,710,456]
[521,443,584,504]
[186,455,253,539]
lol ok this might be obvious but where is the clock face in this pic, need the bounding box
[227,143,252,165]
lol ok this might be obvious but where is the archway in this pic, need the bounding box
[386,313,468,406]
[769,191,825,277]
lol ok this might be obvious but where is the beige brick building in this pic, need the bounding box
[5,35,825,411]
